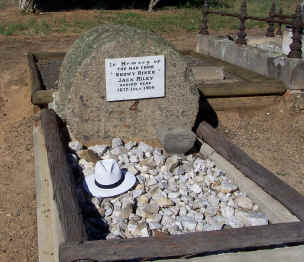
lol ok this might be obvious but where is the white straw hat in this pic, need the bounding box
[83,159,136,198]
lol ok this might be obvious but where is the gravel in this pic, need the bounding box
[70,138,269,240]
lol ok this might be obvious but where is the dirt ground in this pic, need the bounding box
[0,8,304,262]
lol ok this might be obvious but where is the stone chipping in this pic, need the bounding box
[68,138,269,240]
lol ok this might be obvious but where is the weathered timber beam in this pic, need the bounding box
[196,122,304,221]
[60,222,304,262]
[32,90,55,105]
[27,52,43,100]
[198,81,286,97]
[40,109,88,243]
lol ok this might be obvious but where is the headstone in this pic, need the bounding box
[52,24,200,148]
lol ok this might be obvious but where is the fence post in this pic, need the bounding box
[288,4,303,59]
[235,0,247,45]
[276,8,283,36]
[266,0,276,37]
[200,0,209,35]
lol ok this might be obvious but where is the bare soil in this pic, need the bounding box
[0,7,303,262]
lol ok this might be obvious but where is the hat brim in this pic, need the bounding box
[83,171,136,198]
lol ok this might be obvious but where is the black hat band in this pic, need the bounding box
[94,173,125,189]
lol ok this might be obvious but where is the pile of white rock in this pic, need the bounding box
[68,138,268,240]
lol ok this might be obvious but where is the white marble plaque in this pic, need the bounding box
[105,55,165,101]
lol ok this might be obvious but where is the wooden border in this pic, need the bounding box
[27,52,286,107]
[60,222,304,262]
[27,52,57,106]
[40,109,88,243]
[39,109,304,262]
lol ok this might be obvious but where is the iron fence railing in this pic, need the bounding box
[199,0,304,59]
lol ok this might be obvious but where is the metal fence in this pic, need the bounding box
[199,0,304,59]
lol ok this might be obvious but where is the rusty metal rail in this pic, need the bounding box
[200,0,303,59]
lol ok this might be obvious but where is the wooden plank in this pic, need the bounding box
[196,122,304,221]
[27,52,43,98]
[32,90,55,105]
[206,96,280,111]
[33,122,58,262]
[40,109,88,243]
[198,81,286,97]
[60,222,304,262]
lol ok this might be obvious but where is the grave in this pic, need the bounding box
[28,24,304,262]
[50,24,200,151]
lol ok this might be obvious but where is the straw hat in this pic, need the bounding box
[83,159,136,198]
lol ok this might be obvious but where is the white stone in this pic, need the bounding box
[126,222,137,235]
[145,152,152,158]
[208,195,220,207]
[112,137,123,148]
[129,153,140,163]
[137,142,154,153]
[154,152,166,166]
[137,194,151,206]
[69,141,83,151]
[157,197,175,208]
[111,146,125,155]
[125,141,137,151]
[193,158,206,173]
[149,185,164,199]
[236,196,254,210]
[190,184,202,194]
[148,222,162,230]
[168,192,181,199]
[174,166,185,176]
[106,233,124,240]
[205,205,218,217]
[120,204,133,219]
[146,176,158,187]
[215,181,238,193]
[129,214,142,223]
[128,165,139,176]
[146,214,163,223]
[235,210,268,226]
[221,204,235,218]
[161,215,175,226]
[143,202,160,214]
[179,206,188,216]
[203,223,222,232]
[253,204,259,212]
[118,153,129,164]
[88,145,108,157]
[180,216,197,232]
[165,155,180,172]
[226,216,244,228]
[132,189,143,199]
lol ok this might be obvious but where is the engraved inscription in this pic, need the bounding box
[105,55,165,101]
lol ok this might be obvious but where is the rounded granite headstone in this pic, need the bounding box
[53,24,200,146]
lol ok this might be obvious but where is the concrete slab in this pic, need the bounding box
[191,66,224,81]
[196,34,304,90]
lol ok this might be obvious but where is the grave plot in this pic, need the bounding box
[30,24,304,262]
